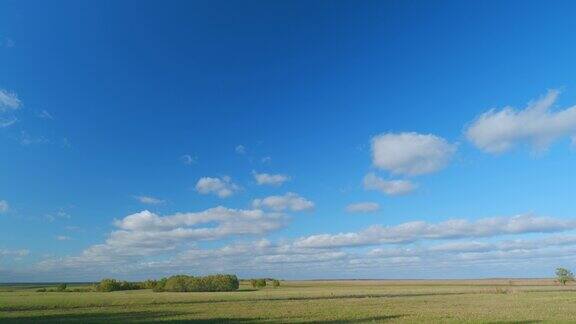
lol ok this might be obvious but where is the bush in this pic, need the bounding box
[56,283,67,292]
[250,279,267,289]
[154,274,239,292]
[96,279,143,292]
[36,288,47,292]
[271,279,280,288]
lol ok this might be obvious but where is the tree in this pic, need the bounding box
[271,279,280,288]
[96,279,121,292]
[251,279,266,289]
[56,283,67,292]
[555,267,574,285]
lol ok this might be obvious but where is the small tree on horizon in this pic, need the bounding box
[555,267,574,285]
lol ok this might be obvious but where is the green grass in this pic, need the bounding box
[2,279,576,323]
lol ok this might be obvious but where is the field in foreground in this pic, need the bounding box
[2,279,576,323]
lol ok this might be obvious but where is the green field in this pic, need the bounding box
[2,279,576,323]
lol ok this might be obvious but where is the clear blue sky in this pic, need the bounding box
[2,1,576,281]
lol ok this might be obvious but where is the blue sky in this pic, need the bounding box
[3,1,576,281]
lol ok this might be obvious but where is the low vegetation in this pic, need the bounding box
[6,279,576,323]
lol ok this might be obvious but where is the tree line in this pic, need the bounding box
[37,274,282,293]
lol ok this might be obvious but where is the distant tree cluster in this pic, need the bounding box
[34,273,252,293]
[249,278,280,289]
[95,279,144,292]
[153,274,239,292]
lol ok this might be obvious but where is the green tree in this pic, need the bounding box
[56,283,67,292]
[271,279,280,288]
[96,279,121,292]
[556,267,574,285]
[251,279,266,289]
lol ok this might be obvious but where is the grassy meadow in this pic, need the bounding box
[2,279,576,323]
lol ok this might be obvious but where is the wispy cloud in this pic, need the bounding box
[252,192,314,212]
[133,195,165,205]
[0,88,21,128]
[466,89,576,153]
[180,154,197,165]
[363,173,416,196]
[294,214,576,248]
[0,89,20,110]
[252,171,290,186]
[235,145,246,155]
[36,109,54,120]
[346,202,380,213]
[0,200,9,214]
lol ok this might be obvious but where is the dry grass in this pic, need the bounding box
[1,279,575,323]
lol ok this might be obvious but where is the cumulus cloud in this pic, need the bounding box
[0,200,8,213]
[294,214,576,248]
[466,90,576,153]
[133,195,165,205]
[363,173,416,196]
[252,192,314,212]
[195,176,240,198]
[371,132,456,176]
[40,207,289,269]
[345,202,380,213]
[253,171,290,186]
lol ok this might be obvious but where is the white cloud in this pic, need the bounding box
[56,236,71,241]
[0,89,21,111]
[346,202,380,213]
[294,214,576,248]
[133,195,165,205]
[235,145,246,154]
[0,200,9,213]
[253,171,290,186]
[363,173,416,196]
[195,176,240,198]
[466,90,576,153]
[252,192,314,212]
[0,249,29,258]
[39,207,288,269]
[180,154,197,165]
[371,132,456,176]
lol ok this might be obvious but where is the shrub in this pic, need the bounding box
[36,288,47,292]
[56,283,67,292]
[271,279,280,288]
